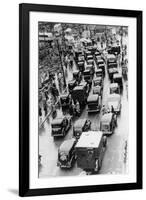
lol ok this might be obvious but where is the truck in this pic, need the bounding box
[87,94,101,112]
[75,131,107,173]
[71,85,88,106]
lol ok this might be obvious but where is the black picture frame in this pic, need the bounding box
[19,3,143,197]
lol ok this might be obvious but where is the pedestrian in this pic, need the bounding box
[69,103,74,116]
[111,105,114,114]
[69,55,73,69]
[102,105,106,115]
[43,102,48,116]
[39,106,42,124]
[75,100,80,116]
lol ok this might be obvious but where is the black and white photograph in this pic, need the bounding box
[19,3,142,196]
[38,22,129,178]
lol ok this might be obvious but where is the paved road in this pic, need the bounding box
[39,38,128,178]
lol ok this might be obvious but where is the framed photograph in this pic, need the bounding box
[19,3,143,197]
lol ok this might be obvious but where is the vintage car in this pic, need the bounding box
[85,64,94,75]
[87,46,96,54]
[87,55,93,61]
[108,46,120,55]
[85,51,92,59]
[95,68,103,79]
[107,94,121,115]
[72,85,88,106]
[94,51,101,57]
[87,94,101,112]
[75,131,107,172]
[92,85,103,97]
[73,119,91,139]
[98,64,105,76]
[79,81,90,95]
[51,116,71,137]
[100,112,117,135]
[77,61,85,73]
[83,69,93,86]
[108,68,119,82]
[60,93,72,108]
[93,77,103,88]
[73,70,82,83]
[113,73,123,89]
[74,50,82,60]
[107,62,118,70]
[68,79,78,94]
[107,54,117,67]
[57,138,76,168]
[78,54,85,62]
[97,58,104,66]
[87,59,94,66]
[109,83,120,94]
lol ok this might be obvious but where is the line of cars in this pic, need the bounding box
[50,44,125,174]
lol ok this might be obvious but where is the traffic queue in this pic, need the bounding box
[41,38,127,174]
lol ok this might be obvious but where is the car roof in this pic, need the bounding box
[108,93,120,101]
[68,79,76,84]
[86,64,93,67]
[84,69,91,73]
[108,68,118,73]
[73,70,79,74]
[78,61,84,64]
[59,138,76,153]
[107,54,116,59]
[73,85,84,91]
[93,77,102,81]
[74,118,87,128]
[110,83,119,88]
[51,117,64,125]
[101,113,113,123]
[79,81,87,86]
[95,68,102,72]
[87,94,99,102]
[75,131,103,148]
[60,93,69,98]
[113,73,122,78]
[98,63,105,66]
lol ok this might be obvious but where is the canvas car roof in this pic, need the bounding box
[108,68,118,73]
[95,68,102,72]
[79,81,87,86]
[101,113,113,123]
[59,138,76,153]
[60,93,69,98]
[73,85,84,91]
[51,117,64,125]
[74,118,87,128]
[93,77,102,81]
[107,54,116,59]
[68,79,76,84]
[108,93,120,101]
[110,83,119,88]
[73,70,79,74]
[113,73,122,78]
[87,94,99,102]
[75,131,103,148]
